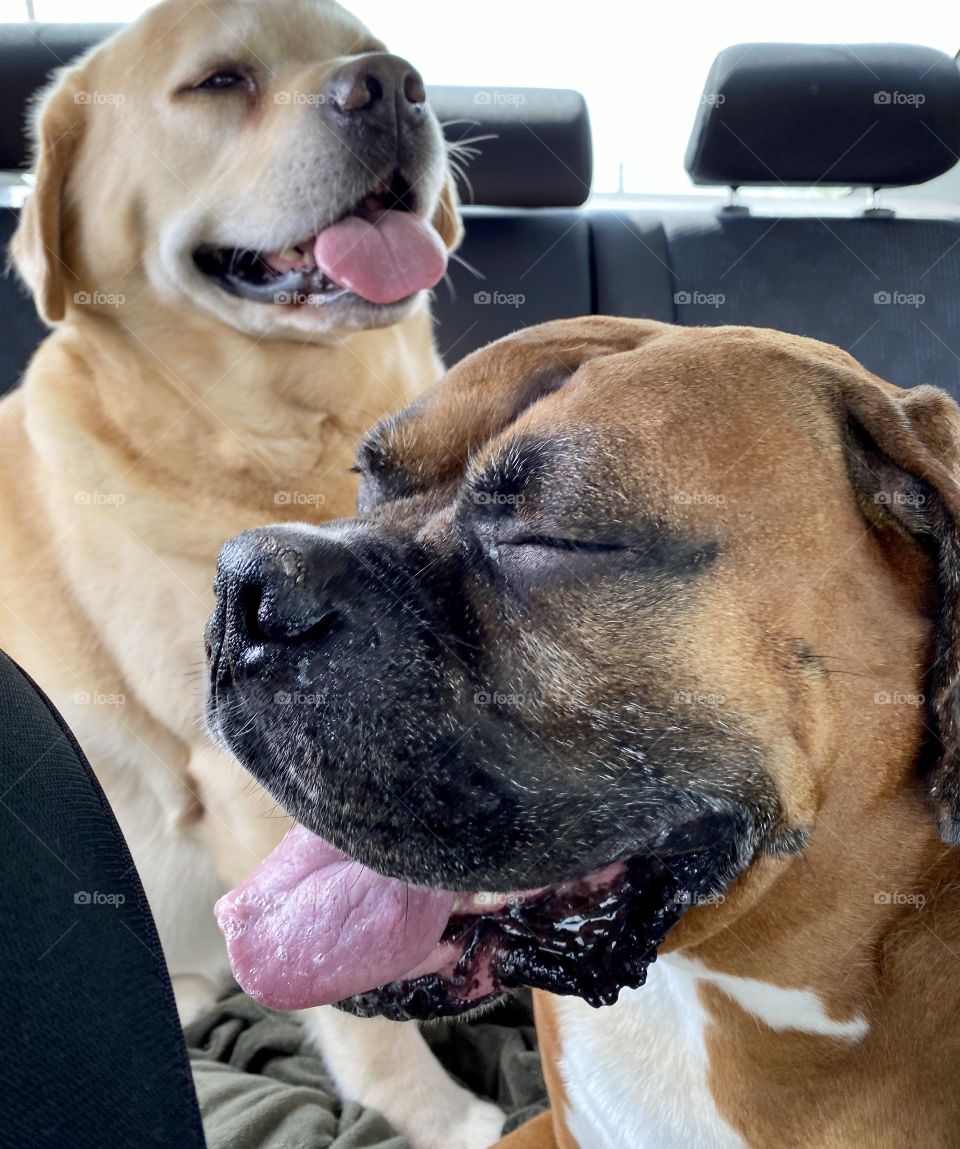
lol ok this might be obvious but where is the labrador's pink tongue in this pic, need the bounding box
[215,823,455,1010]
[313,210,447,304]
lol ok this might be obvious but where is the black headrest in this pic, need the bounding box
[430,86,591,207]
[686,42,960,188]
[0,23,591,207]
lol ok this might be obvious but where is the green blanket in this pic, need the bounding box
[186,992,547,1149]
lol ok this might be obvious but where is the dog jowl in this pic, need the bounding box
[207,316,959,1021]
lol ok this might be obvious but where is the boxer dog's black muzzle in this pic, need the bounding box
[206,511,791,1020]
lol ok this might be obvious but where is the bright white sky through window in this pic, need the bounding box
[3,0,955,194]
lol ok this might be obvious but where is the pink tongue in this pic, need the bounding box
[313,211,447,304]
[214,824,455,1010]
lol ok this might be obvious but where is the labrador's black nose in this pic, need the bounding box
[209,527,357,663]
[324,52,426,119]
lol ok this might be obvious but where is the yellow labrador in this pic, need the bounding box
[0,1,502,1145]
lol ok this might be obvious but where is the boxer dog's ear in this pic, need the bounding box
[839,376,960,845]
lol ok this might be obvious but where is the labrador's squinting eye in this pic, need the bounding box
[194,70,248,92]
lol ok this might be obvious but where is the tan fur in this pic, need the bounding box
[390,318,960,1149]
[3,0,453,918]
[494,1113,558,1149]
[0,5,515,1148]
[533,995,577,1149]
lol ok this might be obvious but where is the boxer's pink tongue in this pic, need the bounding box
[313,211,447,304]
[214,823,455,1011]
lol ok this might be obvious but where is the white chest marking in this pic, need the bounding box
[670,954,870,1040]
[556,954,869,1149]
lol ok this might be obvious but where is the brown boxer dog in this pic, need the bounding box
[206,317,960,1148]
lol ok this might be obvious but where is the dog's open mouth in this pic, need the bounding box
[214,818,738,1021]
[193,171,446,309]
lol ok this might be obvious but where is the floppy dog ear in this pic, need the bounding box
[11,68,87,324]
[431,169,463,252]
[839,373,960,845]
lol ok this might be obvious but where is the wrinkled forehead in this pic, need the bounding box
[359,320,663,484]
[359,320,847,518]
[99,0,379,79]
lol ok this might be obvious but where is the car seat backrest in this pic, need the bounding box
[594,42,960,395]
[3,29,960,398]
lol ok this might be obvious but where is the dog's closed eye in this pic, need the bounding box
[486,528,717,583]
[496,535,627,554]
[177,66,257,98]
[196,71,247,91]
[484,534,632,583]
